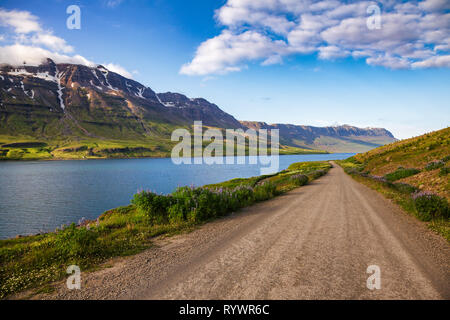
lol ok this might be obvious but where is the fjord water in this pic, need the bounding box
[0,154,353,239]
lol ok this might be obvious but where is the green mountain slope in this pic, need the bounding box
[350,127,450,200]
[0,59,395,159]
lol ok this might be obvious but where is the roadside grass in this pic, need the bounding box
[337,157,449,242]
[0,160,331,299]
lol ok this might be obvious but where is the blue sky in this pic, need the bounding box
[0,0,449,139]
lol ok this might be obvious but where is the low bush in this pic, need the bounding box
[310,169,328,179]
[54,223,103,259]
[392,182,417,194]
[290,174,309,186]
[424,160,444,171]
[131,191,171,224]
[133,181,279,225]
[384,167,420,182]
[439,167,449,176]
[412,191,449,221]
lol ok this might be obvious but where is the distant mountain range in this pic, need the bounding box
[241,122,396,153]
[0,59,396,159]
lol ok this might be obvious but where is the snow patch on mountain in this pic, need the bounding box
[90,80,103,91]
[155,93,176,107]
[98,66,117,91]
[135,87,146,99]
[55,68,65,111]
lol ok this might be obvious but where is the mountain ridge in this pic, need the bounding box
[0,59,396,158]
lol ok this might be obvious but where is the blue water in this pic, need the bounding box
[0,154,353,239]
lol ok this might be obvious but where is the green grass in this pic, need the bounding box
[337,136,450,242]
[341,127,449,200]
[0,160,331,299]
[384,167,421,182]
[0,133,327,161]
[342,170,450,242]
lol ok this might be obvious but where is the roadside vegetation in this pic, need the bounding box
[337,127,449,241]
[0,160,331,299]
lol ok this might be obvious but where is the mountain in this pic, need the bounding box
[0,59,395,159]
[241,121,396,153]
[0,58,242,137]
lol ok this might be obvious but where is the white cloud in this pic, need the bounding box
[0,44,134,79]
[0,44,95,66]
[181,0,450,75]
[0,8,134,79]
[366,55,410,69]
[180,30,287,75]
[318,45,349,59]
[419,0,450,12]
[0,8,74,54]
[0,8,41,33]
[412,55,450,68]
[261,55,283,66]
[103,63,133,78]
[31,33,73,53]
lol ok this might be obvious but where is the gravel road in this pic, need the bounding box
[36,163,449,299]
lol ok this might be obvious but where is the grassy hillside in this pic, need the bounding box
[351,127,449,199]
[338,127,449,240]
[0,161,331,298]
[0,132,327,161]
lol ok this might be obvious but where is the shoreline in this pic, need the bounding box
[0,151,333,162]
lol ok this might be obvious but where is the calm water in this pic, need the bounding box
[0,154,353,239]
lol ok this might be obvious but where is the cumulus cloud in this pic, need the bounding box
[180,0,450,75]
[0,8,73,53]
[412,55,450,68]
[0,8,134,78]
[180,30,287,75]
[0,9,41,33]
[30,33,73,53]
[103,63,133,78]
[0,44,95,67]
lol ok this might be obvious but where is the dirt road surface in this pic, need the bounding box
[38,163,449,299]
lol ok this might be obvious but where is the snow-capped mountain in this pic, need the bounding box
[0,58,396,153]
[0,58,243,139]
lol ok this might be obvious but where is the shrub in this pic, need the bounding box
[310,169,327,179]
[54,223,102,259]
[165,182,277,224]
[392,182,417,194]
[439,167,449,177]
[442,155,450,162]
[253,182,277,201]
[290,174,309,186]
[131,191,170,223]
[412,191,449,221]
[424,160,444,171]
[384,167,420,182]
